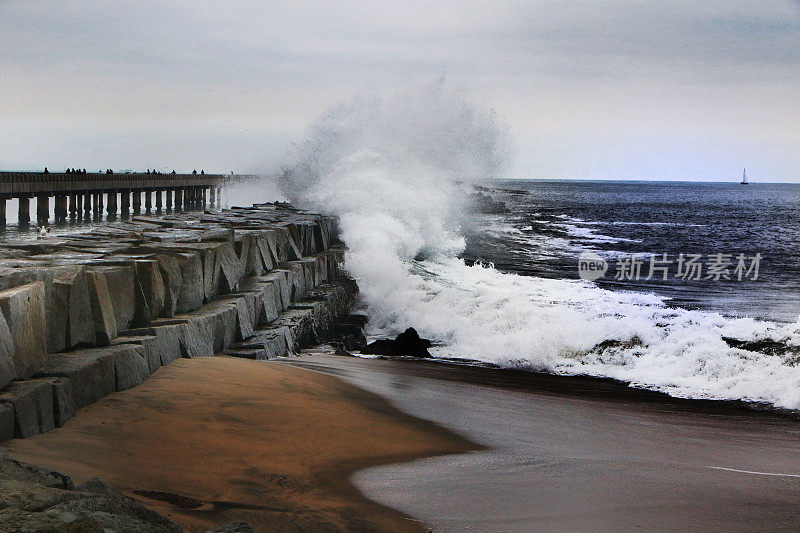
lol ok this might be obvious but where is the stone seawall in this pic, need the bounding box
[0,203,358,443]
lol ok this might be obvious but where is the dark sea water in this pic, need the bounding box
[464,180,800,323]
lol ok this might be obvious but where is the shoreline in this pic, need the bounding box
[345,353,798,418]
[286,354,800,532]
[2,356,479,532]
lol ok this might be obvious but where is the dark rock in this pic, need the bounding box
[209,521,256,533]
[467,192,508,214]
[364,327,432,358]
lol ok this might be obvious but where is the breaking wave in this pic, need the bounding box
[279,84,800,409]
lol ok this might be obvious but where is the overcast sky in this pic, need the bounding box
[1,1,799,181]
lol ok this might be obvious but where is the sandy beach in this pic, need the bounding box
[1,356,478,532]
[7,352,800,532]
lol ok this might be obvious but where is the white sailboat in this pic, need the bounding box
[741,168,749,184]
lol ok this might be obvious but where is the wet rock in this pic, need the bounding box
[364,327,432,358]
[467,191,508,214]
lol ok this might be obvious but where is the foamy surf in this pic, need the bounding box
[278,83,800,410]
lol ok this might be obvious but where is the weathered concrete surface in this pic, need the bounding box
[0,202,355,453]
[134,260,166,321]
[0,312,16,390]
[52,267,95,351]
[0,282,47,380]
[0,379,55,438]
[106,344,150,392]
[85,270,118,345]
[36,350,115,410]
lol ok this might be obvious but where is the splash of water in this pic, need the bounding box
[280,85,800,409]
[281,84,508,330]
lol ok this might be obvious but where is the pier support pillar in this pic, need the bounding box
[132,190,141,214]
[0,195,6,228]
[95,192,103,217]
[175,189,183,211]
[217,187,222,208]
[36,195,49,225]
[209,187,215,207]
[120,190,130,218]
[107,190,118,219]
[200,187,207,210]
[165,189,173,211]
[54,195,67,223]
[83,191,92,216]
[68,194,78,217]
[18,196,30,227]
[144,190,152,212]
[154,189,162,211]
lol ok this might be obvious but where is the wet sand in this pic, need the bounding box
[286,355,800,533]
[1,356,478,532]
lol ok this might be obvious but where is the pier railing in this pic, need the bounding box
[0,172,224,195]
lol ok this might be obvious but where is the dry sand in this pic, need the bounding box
[2,356,478,532]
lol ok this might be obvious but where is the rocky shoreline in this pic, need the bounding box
[0,202,363,531]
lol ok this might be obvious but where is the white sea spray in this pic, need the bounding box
[278,84,800,409]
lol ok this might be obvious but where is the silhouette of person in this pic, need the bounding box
[192,169,197,175]
[44,167,49,174]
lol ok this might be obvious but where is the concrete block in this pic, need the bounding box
[112,335,160,374]
[236,326,292,358]
[0,379,55,438]
[0,402,13,442]
[155,254,182,317]
[124,323,187,366]
[273,307,317,348]
[93,266,138,332]
[175,252,203,313]
[36,350,115,410]
[41,377,74,428]
[216,242,245,293]
[52,267,95,350]
[272,226,302,262]
[217,295,254,341]
[200,245,221,303]
[135,260,165,320]
[0,312,16,389]
[108,344,150,391]
[85,270,118,345]
[0,282,47,379]
[254,233,275,271]
[177,302,238,355]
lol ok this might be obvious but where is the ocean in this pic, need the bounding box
[465,180,800,323]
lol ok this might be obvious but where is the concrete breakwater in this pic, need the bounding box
[0,202,357,443]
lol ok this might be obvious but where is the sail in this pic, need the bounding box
[741,168,748,184]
